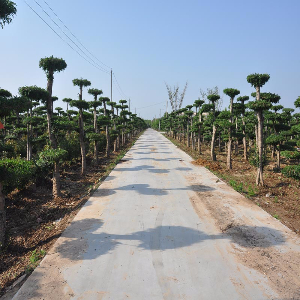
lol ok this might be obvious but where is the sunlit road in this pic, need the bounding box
[13,129,285,299]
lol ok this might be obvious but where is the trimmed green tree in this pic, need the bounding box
[0,0,17,28]
[223,88,240,169]
[72,78,91,174]
[39,56,67,197]
[247,73,270,186]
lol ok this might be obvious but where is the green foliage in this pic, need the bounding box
[72,78,91,88]
[0,158,36,193]
[26,249,46,274]
[39,56,67,80]
[294,96,300,109]
[223,88,240,98]
[88,88,103,98]
[229,180,244,193]
[18,86,48,102]
[207,94,220,103]
[38,148,67,164]
[70,99,90,110]
[281,151,300,160]
[281,165,300,180]
[247,185,256,197]
[247,73,270,88]
[249,150,267,169]
[0,0,17,28]
[0,89,12,97]
[247,100,272,111]
[58,133,81,163]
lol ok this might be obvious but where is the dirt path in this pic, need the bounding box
[10,129,300,299]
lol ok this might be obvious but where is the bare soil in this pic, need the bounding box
[0,138,138,297]
[169,137,300,235]
[169,136,300,299]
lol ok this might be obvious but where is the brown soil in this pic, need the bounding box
[169,138,300,235]
[0,138,139,297]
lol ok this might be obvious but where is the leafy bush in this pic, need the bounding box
[282,165,300,180]
[229,180,244,192]
[58,133,80,163]
[0,158,36,193]
[249,150,267,169]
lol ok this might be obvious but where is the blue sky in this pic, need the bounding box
[1,0,300,119]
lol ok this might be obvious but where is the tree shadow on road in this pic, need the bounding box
[54,219,286,263]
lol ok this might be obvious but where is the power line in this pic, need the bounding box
[24,0,108,74]
[43,0,111,71]
[33,0,110,74]
[113,73,128,99]
[136,101,165,110]
[25,0,129,102]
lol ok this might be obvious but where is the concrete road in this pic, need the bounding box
[13,129,300,299]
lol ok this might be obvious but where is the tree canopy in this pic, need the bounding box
[0,0,17,29]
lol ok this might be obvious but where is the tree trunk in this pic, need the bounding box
[79,110,86,175]
[256,110,264,186]
[0,182,5,248]
[186,124,190,147]
[227,137,232,169]
[106,125,110,157]
[211,125,217,161]
[46,71,60,197]
[94,141,98,165]
[235,140,239,155]
[277,145,281,169]
[198,128,201,154]
[52,162,61,197]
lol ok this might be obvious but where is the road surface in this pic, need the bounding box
[12,129,300,299]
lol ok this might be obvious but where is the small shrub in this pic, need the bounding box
[249,150,267,169]
[281,165,300,180]
[0,158,36,193]
[229,180,244,193]
[26,249,46,274]
[248,185,256,197]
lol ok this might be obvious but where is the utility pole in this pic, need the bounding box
[111,69,112,101]
[135,108,136,114]
[166,100,168,115]
[129,99,131,112]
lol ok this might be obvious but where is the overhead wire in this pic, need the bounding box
[43,0,111,71]
[24,0,130,104]
[136,101,165,110]
[33,0,110,74]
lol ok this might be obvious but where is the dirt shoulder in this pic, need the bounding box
[0,136,140,298]
[166,134,300,299]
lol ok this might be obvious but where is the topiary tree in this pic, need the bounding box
[39,56,67,197]
[88,88,103,164]
[247,73,271,185]
[237,96,250,160]
[18,86,48,160]
[194,99,205,154]
[0,0,17,29]
[207,94,220,161]
[223,88,240,169]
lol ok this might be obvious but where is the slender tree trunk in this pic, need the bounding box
[277,145,281,169]
[186,123,190,147]
[79,110,86,175]
[227,137,232,169]
[0,182,5,247]
[52,162,60,198]
[198,114,202,154]
[93,108,98,165]
[46,71,60,197]
[211,125,217,161]
[106,125,110,157]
